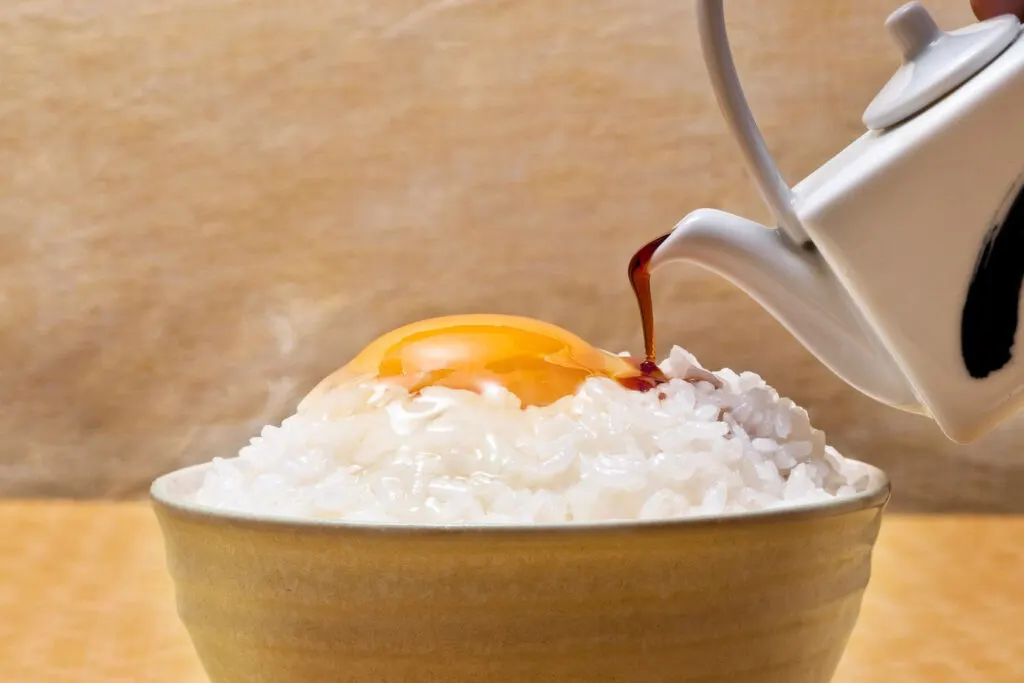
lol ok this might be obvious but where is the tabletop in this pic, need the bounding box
[1,503,1021,683]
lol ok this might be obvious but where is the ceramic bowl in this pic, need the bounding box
[151,462,890,683]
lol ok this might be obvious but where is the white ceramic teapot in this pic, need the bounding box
[650,1,1024,443]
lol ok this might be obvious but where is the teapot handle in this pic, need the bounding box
[696,1,811,245]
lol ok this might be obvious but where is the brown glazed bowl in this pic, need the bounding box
[151,462,890,683]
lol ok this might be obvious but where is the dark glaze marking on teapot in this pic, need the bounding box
[961,176,1024,379]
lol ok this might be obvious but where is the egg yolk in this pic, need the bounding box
[305,314,661,407]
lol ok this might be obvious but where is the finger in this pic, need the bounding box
[972,0,1024,20]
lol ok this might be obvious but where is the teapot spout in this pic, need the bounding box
[651,209,922,410]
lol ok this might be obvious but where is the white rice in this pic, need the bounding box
[190,346,877,524]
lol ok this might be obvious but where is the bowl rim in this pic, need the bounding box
[150,460,891,535]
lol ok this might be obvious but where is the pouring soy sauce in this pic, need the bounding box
[626,233,722,391]
[627,233,670,367]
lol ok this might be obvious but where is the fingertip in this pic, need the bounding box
[972,0,1024,21]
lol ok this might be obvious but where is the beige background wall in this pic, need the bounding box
[1,0,1021,510]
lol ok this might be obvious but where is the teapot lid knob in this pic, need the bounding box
[888,2,942,59]
[862,2,1021,131]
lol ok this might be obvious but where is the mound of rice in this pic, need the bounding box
[191,347,876,523]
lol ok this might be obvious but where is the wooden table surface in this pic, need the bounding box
[1,503,1021,683]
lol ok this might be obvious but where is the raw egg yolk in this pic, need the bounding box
[305,314,654,407]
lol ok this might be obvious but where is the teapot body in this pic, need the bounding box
[794,34,1024,442]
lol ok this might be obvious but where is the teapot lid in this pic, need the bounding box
[862,2,1021,131]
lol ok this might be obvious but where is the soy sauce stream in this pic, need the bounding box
[626,233,723,393]
[628,233,671,366]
